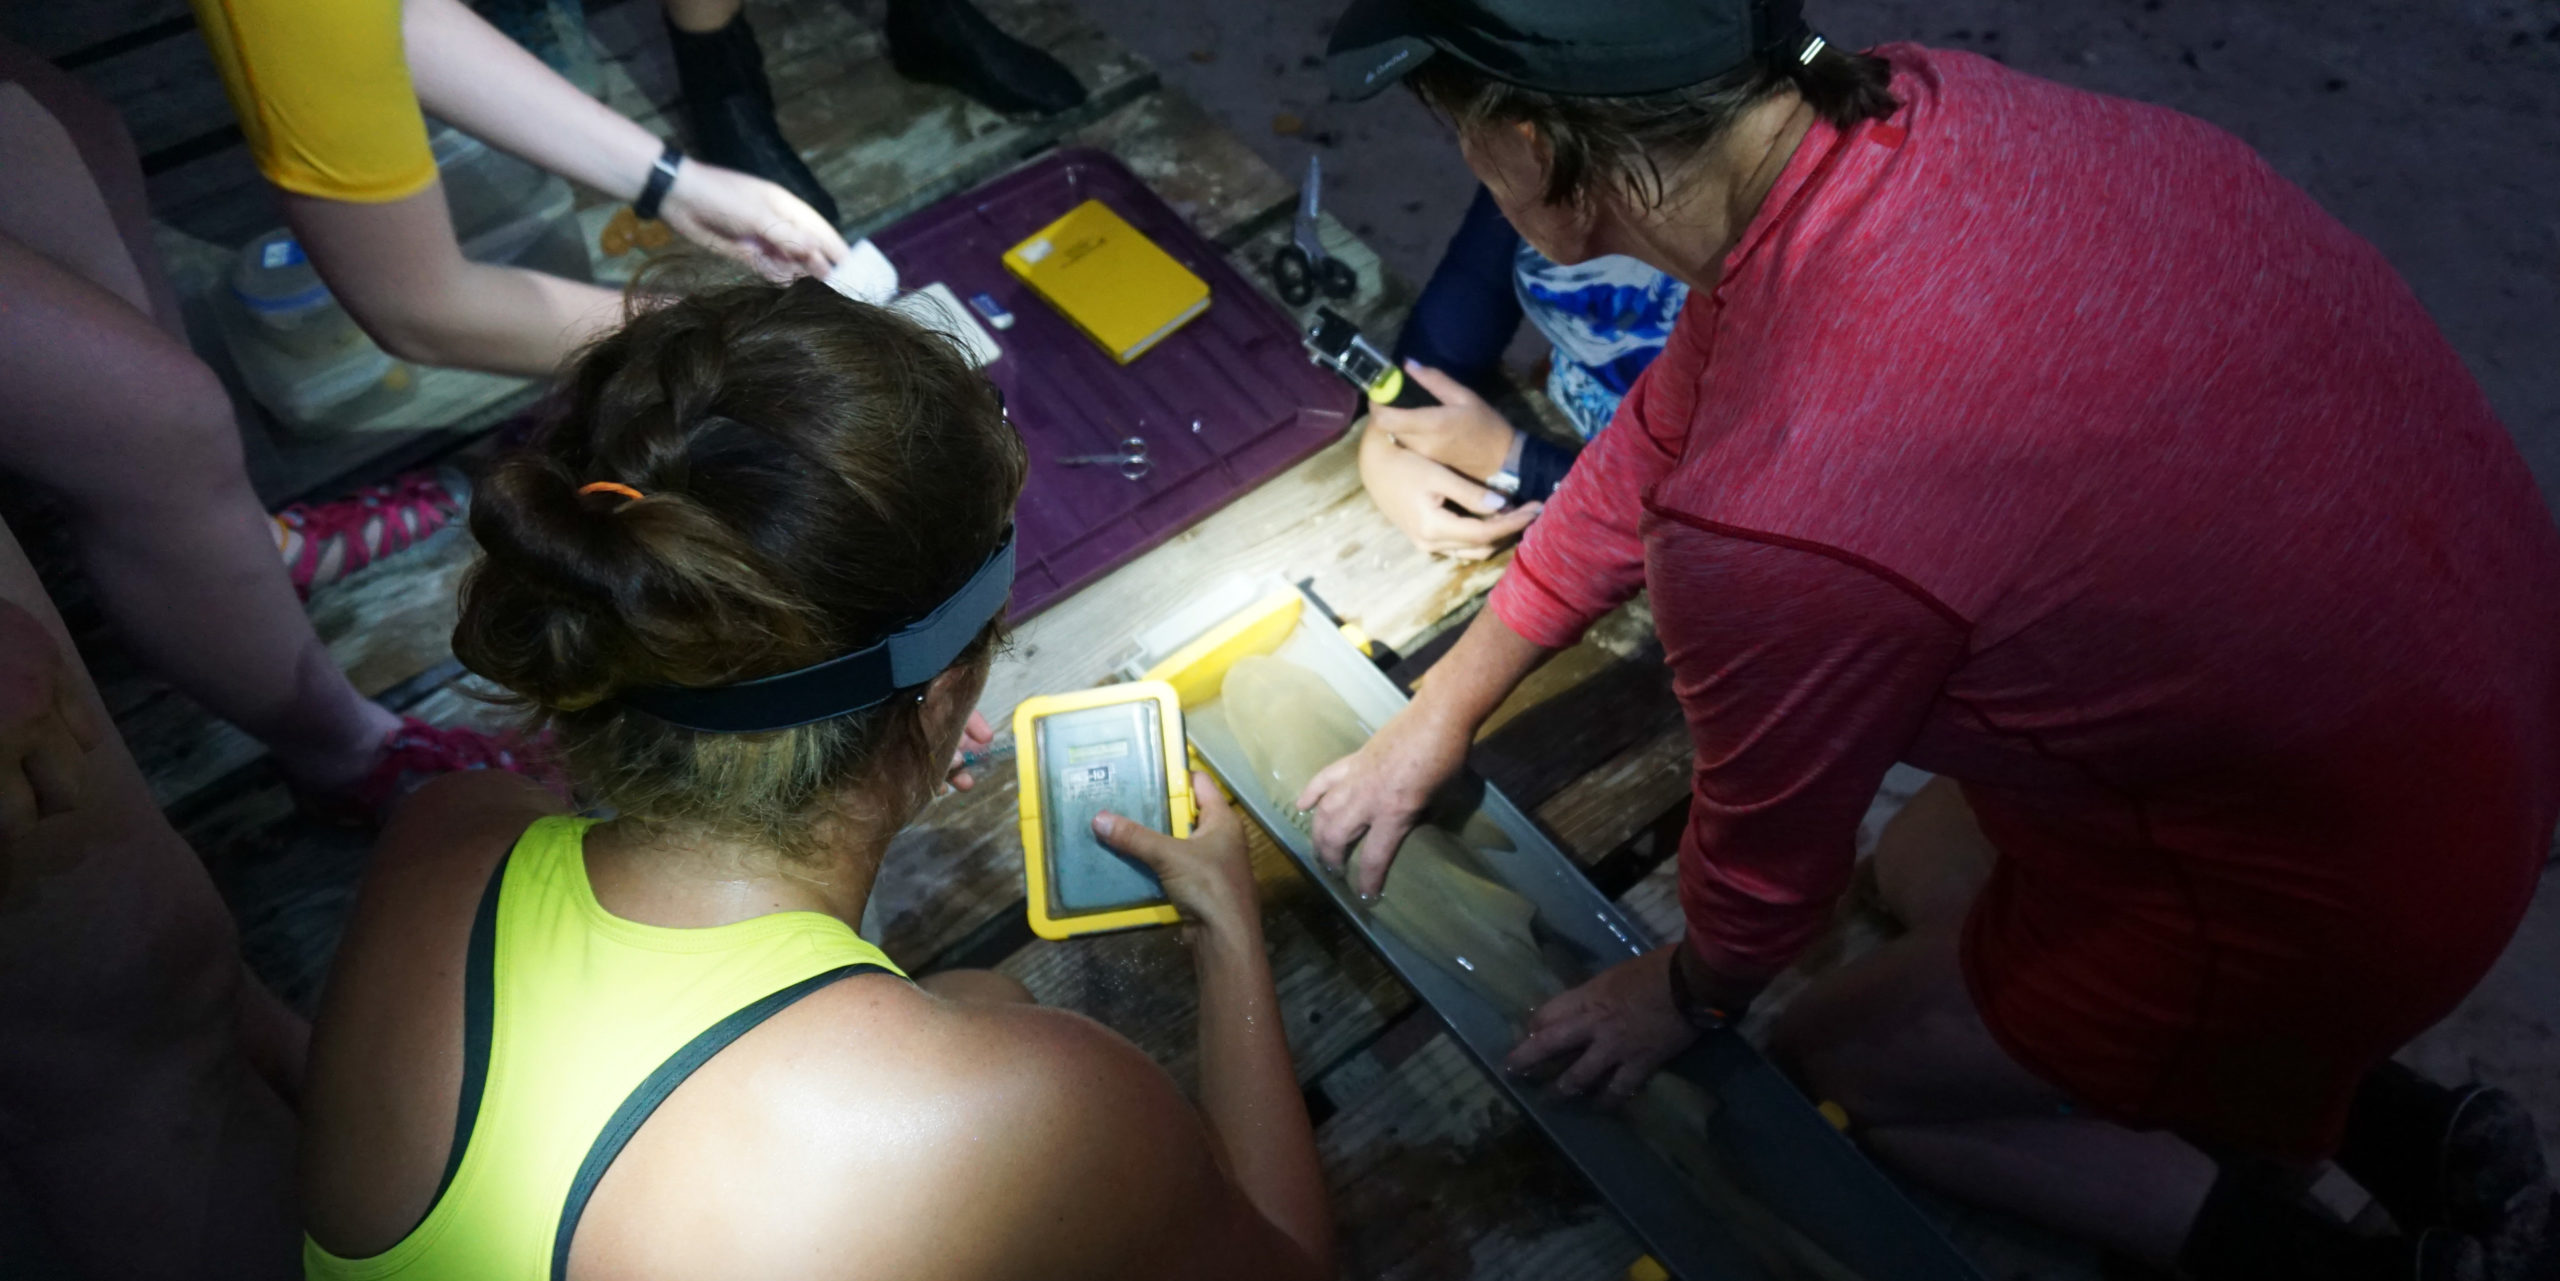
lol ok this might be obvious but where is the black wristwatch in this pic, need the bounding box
[634,143,684,222]
[1665,945,1741,1033]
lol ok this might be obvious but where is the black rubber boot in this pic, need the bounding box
[2179,1162,2481,1281]
[665,11,841,226]
[882,0,1087,116]
[2339,1062,2550,1237]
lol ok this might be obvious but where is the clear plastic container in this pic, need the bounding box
[215,231,418,436]
[432,127,594,283]
[217,131,593,437]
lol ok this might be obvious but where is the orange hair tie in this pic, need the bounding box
[578,481,645,503]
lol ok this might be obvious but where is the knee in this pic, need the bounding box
[1769,1005,1892,1119]
[1871,778,1996,932]
[0,57,138,172]
[56,355,252,518]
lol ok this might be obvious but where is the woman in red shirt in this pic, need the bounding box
[1309,1,2560,1276]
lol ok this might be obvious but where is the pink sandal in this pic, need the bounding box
[274,465,471,599]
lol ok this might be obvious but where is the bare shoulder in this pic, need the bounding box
[656,984,1299,1281]
[766,978,1199,1146]
[300,770,562,1252]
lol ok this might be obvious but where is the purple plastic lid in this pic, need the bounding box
[871,148,1357,620]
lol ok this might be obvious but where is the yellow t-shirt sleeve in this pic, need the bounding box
[190,0,438,202]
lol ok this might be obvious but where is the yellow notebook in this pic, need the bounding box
[1003,200,1210,363]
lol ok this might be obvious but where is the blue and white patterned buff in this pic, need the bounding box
[1512,246,1690,440]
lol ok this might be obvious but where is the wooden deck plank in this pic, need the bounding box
[1532,724,1694,868]
[1,0,190,63]
[586,0,1161,238]
[200,678,518,1010]
[1066,86,1297,244]
[72,19,229,159]
[1300,768,1725,1281]
[1315,1024,1646,1281]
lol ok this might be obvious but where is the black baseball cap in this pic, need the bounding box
[1327,0,1809,101]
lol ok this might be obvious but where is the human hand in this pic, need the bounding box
[657,161,849,280]
[943,710,996,792]
[1094,773,1258,936]
[1369,362,1516,481]
[1294,701,1473,898]
[0,600,105,843]
[1505,943,1699,1106]
[1359,422,1541,561]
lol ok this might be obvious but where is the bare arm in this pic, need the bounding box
[730,783,1329,1280]
[402,0,842,273]
[1297,606,1550,895]
[285,182,624,375]
[1096,780,1332,1267]
[285,0,846,376]
[399,0,665,202]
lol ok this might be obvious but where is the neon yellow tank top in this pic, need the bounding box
[306,814,907,1281]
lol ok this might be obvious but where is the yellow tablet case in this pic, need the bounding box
[1015,682,1193,939]
[1003,200,1210,364]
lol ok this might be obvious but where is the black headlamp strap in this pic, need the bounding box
[617,530,1017,733]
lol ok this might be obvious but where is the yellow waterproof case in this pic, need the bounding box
[1015,682,1192,939]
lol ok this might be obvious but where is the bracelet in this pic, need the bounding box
[634,143,684,222]
[1665,945,1737,1033]
[1485,429,1528,498]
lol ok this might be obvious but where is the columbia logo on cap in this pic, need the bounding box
[1364,46,1416,86]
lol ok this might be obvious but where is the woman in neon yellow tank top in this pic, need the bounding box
[297,279,1333,1281]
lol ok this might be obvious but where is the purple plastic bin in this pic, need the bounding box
[871,148,1357,619]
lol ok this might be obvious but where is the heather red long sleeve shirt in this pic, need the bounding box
[1489,49,2559,1152]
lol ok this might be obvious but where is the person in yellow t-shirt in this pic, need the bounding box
[189,0,847,378]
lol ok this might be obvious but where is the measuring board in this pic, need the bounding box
[1153,587,1983,1281]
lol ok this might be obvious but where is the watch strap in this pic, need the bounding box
[1666,944,1736,1032]
[634,143,684,222]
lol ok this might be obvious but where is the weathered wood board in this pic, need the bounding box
[206,680,519,1011]
[584,0,1160,238]
[2,0,193,63]
[1068,86,1298,247]
[1315,1027,1648,1281]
